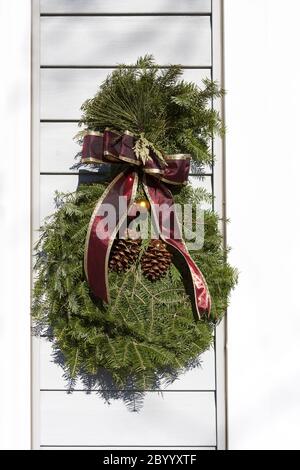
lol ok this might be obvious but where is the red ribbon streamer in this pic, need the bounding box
[82,130,211,318]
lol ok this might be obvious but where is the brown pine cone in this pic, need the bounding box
[109,237,142,273]
[141,239,173,281]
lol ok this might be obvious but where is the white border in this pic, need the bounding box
[0,0,32,450]
[224,0,300,451]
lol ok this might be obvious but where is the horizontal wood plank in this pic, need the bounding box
[40,446,216,450]
[40,17,211,66]
[38,337,215,391]
[40,391,216,446]
[39,174,78,223]
[40,123,80,173]
[40,68,212,120]
[40,0,211,14]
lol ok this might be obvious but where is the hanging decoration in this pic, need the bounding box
[32,56,237,404]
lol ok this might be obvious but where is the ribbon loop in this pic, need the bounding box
[81,130,211,317]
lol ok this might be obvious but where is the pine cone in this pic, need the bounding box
[141,240,173,281]
[109,237,141,273]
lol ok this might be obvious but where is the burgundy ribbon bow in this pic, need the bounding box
[82,129,211,319]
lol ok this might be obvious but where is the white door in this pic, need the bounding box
[32,0,226,450]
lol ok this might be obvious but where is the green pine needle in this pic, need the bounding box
[32,182,237,394]
[79,55,224,163]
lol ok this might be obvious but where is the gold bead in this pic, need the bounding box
[136,198,150,210]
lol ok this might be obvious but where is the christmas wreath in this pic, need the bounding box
[33,56,237,405]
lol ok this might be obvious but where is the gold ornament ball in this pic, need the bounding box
[136,198,150,210]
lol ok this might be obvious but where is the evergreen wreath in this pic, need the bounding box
[33,56,237,407]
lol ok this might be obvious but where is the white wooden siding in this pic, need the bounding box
[39,336,215,391]
[40,392,216,447]
[40,0,211,14]
[32,0,226,450]
[40,447,216,450]
[40,16,211,66]
[40,123,80,173]
[40,69,212,121]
